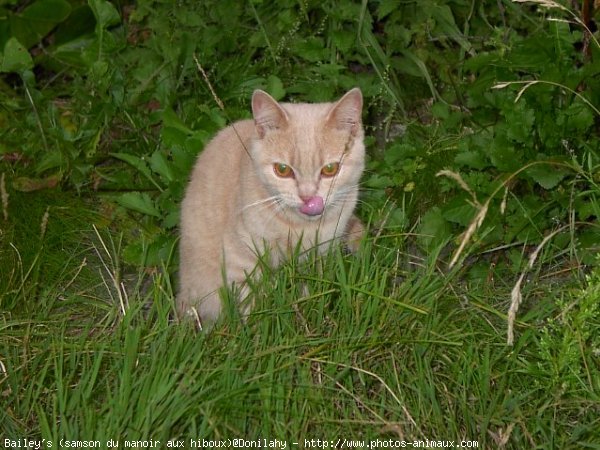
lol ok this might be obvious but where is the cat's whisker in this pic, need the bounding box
[241,195,281,212]
[242,196,292,227]
[324,186,359,208]
[249,196,289,229]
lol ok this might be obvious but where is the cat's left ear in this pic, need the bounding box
[326,88,363,136]
[252,90,289,138]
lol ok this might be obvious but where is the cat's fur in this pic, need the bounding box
[177,88,365,323]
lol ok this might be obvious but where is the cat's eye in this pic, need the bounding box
[273,163,294,178]
[321,162,340,177]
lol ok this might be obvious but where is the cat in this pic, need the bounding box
[177,88,365,325]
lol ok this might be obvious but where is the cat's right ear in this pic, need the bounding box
[252,90,289,138]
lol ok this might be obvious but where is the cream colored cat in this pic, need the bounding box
[178,88,365,324]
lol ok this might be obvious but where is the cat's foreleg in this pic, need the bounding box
[343,214,364,253]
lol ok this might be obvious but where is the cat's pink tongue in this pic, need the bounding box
[300,196,324,216]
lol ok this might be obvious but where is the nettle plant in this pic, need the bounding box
[370,4,600,280]
[0,0,126,187]
[457,16,600,268]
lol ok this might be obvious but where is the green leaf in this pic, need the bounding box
[526,163,570,190]
[266,75,285,101]
[292,37,326,62]
[10,0,72,49]
[364,174,393,189]
[331,29,355,52]
[162,109,193,135]
[149,150,174,183]
[400,50,440,100]
[455,150,488,170]
[172,143,199,173]
[111,152,158,187]
[559,101,594,131]
[53,5,95,45]
[430,4,472,54]
[489,138,522,172]
[123,233,177,267]
[90,59,108,78]
[576,199,598,221]
[18,0,71,22]
[386,207,408,229]
[112,152,149,174]
[504,103,535,144]
[384,143,417,165]
[418,207,453,248]
[44,34,96,70]
[36,149,65,173]
[0,37,33,72]
[88,0,120,29]
[117,192,160,217]
[442,198,477,226]
[377,0,400,19]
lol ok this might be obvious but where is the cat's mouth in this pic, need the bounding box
[299,195,325,216]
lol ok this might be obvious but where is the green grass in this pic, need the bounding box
[2,0,600,447]
[1,196,599,446]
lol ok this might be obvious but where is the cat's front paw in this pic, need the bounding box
[344,215,365,253]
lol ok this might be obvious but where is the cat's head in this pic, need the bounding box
[249,88,365,221]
